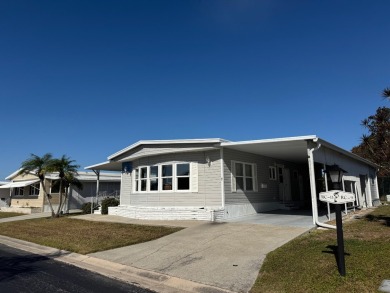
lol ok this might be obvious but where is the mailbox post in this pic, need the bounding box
[319,165,355,277]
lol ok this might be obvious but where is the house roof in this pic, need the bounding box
[107,138,228,160]
[85,135,377,171]
[5,170,120,182]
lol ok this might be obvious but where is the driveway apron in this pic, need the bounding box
[89,222,310,292]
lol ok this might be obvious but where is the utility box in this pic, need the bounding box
[386,195,390,202]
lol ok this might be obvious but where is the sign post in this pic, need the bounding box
[319,190,355,276]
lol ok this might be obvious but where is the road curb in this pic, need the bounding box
[0,235,236,293]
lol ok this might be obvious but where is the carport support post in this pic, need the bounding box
[335,203,346,276]
[91,170,100,214]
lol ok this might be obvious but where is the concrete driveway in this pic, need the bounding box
[89,221,311,292]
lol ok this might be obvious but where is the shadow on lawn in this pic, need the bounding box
[365,214,390,226]
[322,245,350,274]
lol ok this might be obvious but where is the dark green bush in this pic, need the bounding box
[81,202,98,214]
[101,198,119,215]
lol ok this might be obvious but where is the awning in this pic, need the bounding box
[0,179,40,189]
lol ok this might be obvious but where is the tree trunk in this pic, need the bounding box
[56,180,63,217]
[41,179,55,218]
[58,186,69,214]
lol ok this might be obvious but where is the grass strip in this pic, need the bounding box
[0,212,25,219]
[0,217,182,254]
[251,205,390,293]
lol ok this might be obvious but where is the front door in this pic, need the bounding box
[278,166,292,202]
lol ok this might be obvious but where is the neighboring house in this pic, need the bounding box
[0,181,11,207]
[0,171,120,213]
[86,136,380,224]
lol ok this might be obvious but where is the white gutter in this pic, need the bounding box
[307,138,336,229]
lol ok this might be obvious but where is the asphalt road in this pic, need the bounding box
[0,244,155,293]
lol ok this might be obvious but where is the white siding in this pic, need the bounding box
[314,146,379,205]
[223,148,307,206]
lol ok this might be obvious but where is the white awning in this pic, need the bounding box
[0,179,39,189]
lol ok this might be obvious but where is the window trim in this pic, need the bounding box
[231,160,257,192]
[133,162,192,193]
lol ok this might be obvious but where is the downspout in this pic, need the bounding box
[307,139,336,229]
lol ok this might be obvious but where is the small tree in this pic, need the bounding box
[352,106,390,177]
[51,155,80,217]
[18,153,56,217]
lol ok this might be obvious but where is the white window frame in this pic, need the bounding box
[269,166,277,180]
[231,160,257,192]
[133,162,193,193]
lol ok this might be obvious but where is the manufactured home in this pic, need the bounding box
[0,171,120,213]
[86,136,379,225]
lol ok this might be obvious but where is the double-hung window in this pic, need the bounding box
[232,161,257,192]
[14,187,24,196]
[29,182,40,196]
[134,163,193,192]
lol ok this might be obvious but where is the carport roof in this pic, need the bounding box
[221,135,316,163]
[222,135,377,167]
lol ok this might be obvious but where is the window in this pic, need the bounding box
[232,161,257,192]
[177,163,190,190]
[134,163,192,192]
[14,187,24,196]
[29,182,40,196]
[269,166,277,180]
[162,164,173,190]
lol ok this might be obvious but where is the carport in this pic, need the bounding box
[221,135,379,229]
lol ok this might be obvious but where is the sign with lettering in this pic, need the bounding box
[319,191,355,204]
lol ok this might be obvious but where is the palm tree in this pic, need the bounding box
[18,153,56,217]
[383,87,390,100]
[52,155,80,216]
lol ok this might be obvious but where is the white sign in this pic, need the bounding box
[319,190,355,204]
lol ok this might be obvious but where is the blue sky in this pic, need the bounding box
[0,0,389,180]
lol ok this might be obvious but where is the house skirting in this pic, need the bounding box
[223,202,281,219]
[108,205,225,221]
[0,206,42,214]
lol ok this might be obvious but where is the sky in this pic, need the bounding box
[0,0,389,180]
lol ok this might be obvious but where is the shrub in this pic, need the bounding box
[81,202,98,214]
[101,198,119,215]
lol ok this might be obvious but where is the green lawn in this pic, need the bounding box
[0,212,25,219]
[251,205,390,293]
[0,216,182,254]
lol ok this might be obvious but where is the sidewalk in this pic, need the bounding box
[0,209,81,223]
